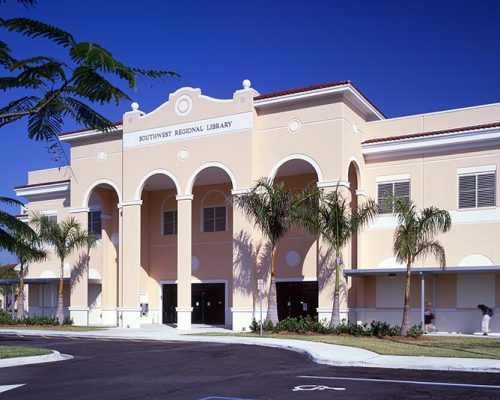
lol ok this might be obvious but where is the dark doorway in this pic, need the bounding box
[162,284,177,324]
[192,283,225,325]
[162,283,225,325]
[277,281,318,320]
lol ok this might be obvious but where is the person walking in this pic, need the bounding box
[424,301,436,333]
[478,304,494,336]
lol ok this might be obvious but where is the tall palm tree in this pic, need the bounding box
[10,228,47,319]
[298,188,377,327]
[391,197,451,336]
[233,178,307,324]
[31,214,93,324]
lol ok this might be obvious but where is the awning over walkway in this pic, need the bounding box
[344,265,500,277]
[0,278,70,285]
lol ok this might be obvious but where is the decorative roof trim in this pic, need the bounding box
[362,125,500,160]
[14,179,70,198]
[344,265,500,276]
[59,122,123,142]
[254,81,385,121]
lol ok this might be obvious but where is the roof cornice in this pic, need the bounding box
[254,82,385,121]
[362,125,500,161]
[59,124,123,142]
[14,179,70,198]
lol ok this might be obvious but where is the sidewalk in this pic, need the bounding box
[1,324,499,373]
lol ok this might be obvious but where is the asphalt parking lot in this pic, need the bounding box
[1,335,500,399]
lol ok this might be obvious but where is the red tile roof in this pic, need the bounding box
[254,81,385,118]
[59,121,123,137]
[14,179,71,190]
[363,121,500,144]
[254,81,352,100]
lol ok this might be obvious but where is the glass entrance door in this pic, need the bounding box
[162,284,177,324]
[192,283,225,325]
[276,281,318,320]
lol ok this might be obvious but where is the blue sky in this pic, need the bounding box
[1,0,500,263]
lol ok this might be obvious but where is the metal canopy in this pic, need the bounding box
[0,278,70,285]
[344,265,500,277]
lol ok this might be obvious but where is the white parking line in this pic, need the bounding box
[298,375,500,390]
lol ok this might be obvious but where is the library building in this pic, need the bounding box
[10,79,500,333]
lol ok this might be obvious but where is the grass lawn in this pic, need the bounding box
[193,332,500,359]
[0,325,103,331]
[0,345,52,359]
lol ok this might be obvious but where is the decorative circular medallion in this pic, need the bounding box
[175,95,193,116]
[191,255,200,272]
[285,250,301,268]
[178,147,190,161]
[288,118,302,133]
[97,150,108,162]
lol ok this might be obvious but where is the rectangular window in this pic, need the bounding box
[203,206,226,232]
[377,180,410,214]
[163,210,178,235]
[458,172,496,209]
[88,210,102,238]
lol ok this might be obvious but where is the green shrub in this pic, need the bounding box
[407,324,423,338]
[250,316,422,337]
[333,320,369,336]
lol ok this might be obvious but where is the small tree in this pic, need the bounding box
[391,197,451,336]
[233,178,307,324]
[10,228,46,319]
[298,188,377,327]
[31,214,93,324]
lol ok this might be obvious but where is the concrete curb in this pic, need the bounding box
[0,350,73,369]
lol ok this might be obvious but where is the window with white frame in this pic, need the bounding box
[377,180,410,214]
[163,210,177,235]
[88,210,102,239]
[458,169,496,209]
[203,206,226,232]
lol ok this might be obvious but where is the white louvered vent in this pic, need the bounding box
[377,180,410,213]
[459,172,496,209]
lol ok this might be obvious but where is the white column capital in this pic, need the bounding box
[118,200,143,208]
[70,207,90,214]
[355,189,367,197]
[176,194,194,201]
[231,188,251,196]
[317,180,350,189]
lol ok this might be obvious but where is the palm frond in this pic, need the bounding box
[1,18,76,48]
[27,96,64,141]
[71,66,130,104]
[0,96,38,127]
[62,96,118,132]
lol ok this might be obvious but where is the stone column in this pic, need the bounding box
[176,195,193,330]
[231,189,257,331]
[69,208,90,326]
[119,201,142,328]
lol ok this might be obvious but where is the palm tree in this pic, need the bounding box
[1,16,178,160]
[0,197,36,252]
[31,215,93,324]
[233,178,307,324]
[10,228,47,319]
[298,188,377,327]
[391,197,451,336]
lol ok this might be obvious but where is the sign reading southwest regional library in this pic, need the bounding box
[123,112,253,148]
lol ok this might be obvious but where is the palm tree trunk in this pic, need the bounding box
[400,263,412,336]
[17,264,25,320]
[56,261,65,325]
[330,254,342,328]
[266,249,279,324]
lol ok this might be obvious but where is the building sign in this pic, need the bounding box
[123,112,253,148]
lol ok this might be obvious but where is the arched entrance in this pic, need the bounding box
[137,172,179,325]
[187,165,235,325]
[84,182,120,326]
[269,158,320,321]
